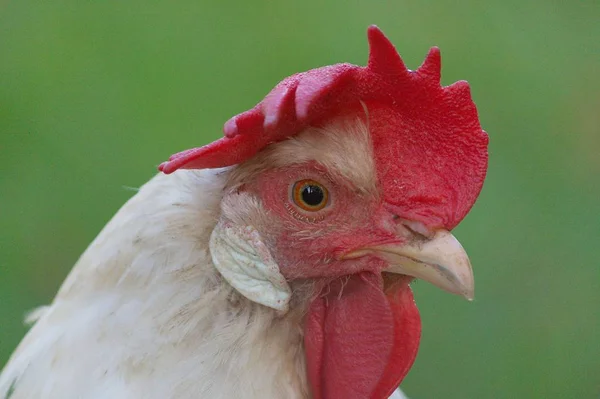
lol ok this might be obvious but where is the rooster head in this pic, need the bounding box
[160,25,488,399]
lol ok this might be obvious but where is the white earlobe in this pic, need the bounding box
[209,220,291,313]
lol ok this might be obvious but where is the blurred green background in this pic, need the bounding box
[1,1,598,398]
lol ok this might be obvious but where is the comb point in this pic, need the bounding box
[444,80,474,107]
[367,25,408,76]
[417,47,442,85]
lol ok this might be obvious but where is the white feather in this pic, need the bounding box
[0,169,308,399]
[0,138,412,398]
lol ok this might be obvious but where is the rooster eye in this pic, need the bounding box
[291,179,329,212]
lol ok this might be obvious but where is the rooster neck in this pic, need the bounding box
[1,169,309,399]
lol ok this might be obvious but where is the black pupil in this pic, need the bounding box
[301,185,324,206]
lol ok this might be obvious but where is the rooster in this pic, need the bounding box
[0,26,488,399]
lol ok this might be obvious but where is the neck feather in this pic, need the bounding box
[29,169,309,398]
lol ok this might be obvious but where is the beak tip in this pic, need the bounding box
[460,279,475,301]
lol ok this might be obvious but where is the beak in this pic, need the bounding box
[344,230,474,300]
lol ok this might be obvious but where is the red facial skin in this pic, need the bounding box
[249,163,402,280]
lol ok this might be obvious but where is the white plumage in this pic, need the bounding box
[0,164,412,398]
[0,170,313,398]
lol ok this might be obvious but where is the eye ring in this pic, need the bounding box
[291,179,329,212]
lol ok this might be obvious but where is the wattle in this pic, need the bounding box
[304,272,421,399]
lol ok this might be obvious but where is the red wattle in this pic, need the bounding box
[304,273,421,399]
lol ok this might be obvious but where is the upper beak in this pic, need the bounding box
[344,230,474,300]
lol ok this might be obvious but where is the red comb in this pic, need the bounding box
[160,25,488,229]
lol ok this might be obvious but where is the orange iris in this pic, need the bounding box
[292,179,329,212]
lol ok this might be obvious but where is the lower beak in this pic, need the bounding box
[345,230,474,300]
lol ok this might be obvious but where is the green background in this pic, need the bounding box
[1,1,598,398]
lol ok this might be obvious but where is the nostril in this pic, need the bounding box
[402,219,434,240]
